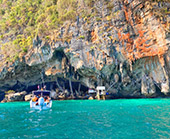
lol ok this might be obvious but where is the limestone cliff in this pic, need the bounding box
[0,0,170,99]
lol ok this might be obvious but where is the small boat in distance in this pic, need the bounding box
[30,90,52,110]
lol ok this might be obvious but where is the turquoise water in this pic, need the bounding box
[1,99,170,138]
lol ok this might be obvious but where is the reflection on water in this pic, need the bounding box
[1,99,170,138]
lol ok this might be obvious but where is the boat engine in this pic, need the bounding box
[38,97,44,107]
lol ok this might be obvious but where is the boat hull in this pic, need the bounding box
[30,100,52,110]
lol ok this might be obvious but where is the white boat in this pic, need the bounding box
[30,90,52,110]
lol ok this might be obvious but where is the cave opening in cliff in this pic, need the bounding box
[9,77,89,98]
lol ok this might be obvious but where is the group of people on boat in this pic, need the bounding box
[32,94,50,106]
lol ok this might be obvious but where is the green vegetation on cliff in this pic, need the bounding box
[0,0,78,62]
[0,0,96,63]
[0,0,54,61]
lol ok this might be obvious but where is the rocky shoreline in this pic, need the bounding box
[1,88,170,103]
[1,90,102,103]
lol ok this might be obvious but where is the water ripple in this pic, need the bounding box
[0,99,170,138]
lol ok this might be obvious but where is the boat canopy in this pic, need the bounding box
[33,90,50,96]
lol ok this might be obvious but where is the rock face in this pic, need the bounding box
[50,90,58,100]
[141,76,156,97]
[25,94,33,101]
[2,91,27,102]
[0,0,170,100]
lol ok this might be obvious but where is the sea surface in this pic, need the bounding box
[1,99,170,139]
